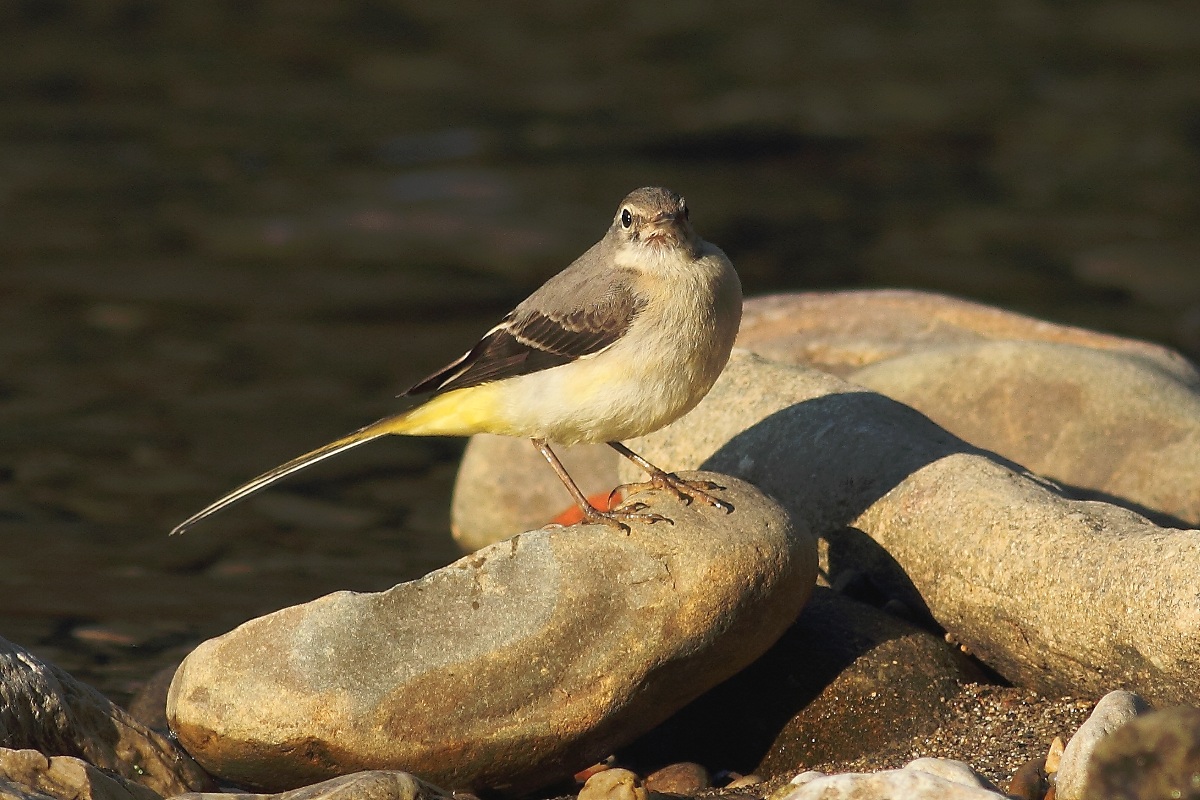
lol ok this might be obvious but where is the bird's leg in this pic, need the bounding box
[531,439,670,533]
[607,441,734,514]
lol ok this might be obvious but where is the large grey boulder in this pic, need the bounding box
[851,341,1200,525]
[167,474,815,795]
[622,351,1200,706]
[737,290,1196,382]
[738,290,1200,526]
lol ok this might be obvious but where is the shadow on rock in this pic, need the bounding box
[618,587,984,777]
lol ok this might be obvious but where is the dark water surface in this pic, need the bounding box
[2,3,1200,703]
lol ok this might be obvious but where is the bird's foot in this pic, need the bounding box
[580,501,672,534]
[617,472,734,514]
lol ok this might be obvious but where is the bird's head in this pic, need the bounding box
[610,187,699,255]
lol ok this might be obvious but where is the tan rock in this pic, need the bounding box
[0,749,162,800]
[1004,755,1047,800]
[1044,736,1065,774]
[643,762,709,794]
[737,290,1196,382]
[167,475,816,795]
[851,340,1200,525]
[623,351,1200,705]
[578,769,646,800]
[0,639,212,797]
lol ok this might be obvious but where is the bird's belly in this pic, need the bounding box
[486,339,719,445]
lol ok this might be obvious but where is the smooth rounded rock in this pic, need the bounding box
[622,351,1200,705]
[851,340,1200,525]
[168,474,816,795]
[127,662,177,734]
[767,771,824,800]
[1044,735,1065,774]
[737,290,1197,382]
[778,767,1005,799]
[724,773,763,789]
[643,762,709,794]
[578,769,646,800]
[1004,755,1047,800]
[0,749,163,800]
[1084,705,1200,800]
[1055,690,1151,800]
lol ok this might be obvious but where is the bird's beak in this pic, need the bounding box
[642,212,687,243]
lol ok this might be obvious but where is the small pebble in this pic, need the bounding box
[1006,755,1047,800]
[1044,735,1065,774]
[644,762,709,794]
[579,768,646,800]
[725,773,763,789]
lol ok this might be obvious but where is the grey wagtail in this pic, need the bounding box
[171,187,742,534]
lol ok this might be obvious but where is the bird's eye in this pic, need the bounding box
[620,208,633,228]
[681,202,689,220]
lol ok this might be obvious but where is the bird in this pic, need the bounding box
[170,186,742,535]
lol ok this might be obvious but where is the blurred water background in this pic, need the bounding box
[2,1,1199,702]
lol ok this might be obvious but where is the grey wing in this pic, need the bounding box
[404,267,645,397]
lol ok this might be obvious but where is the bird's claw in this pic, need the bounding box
[581,504,673,534]
[617,473,734,515]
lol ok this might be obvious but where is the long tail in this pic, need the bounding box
[169,417,399,536]
[169,385,503,536]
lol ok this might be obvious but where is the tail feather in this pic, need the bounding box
[170,384,503,536]
[170,415,401,536]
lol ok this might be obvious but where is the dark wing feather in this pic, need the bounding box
[404,271,644,397]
